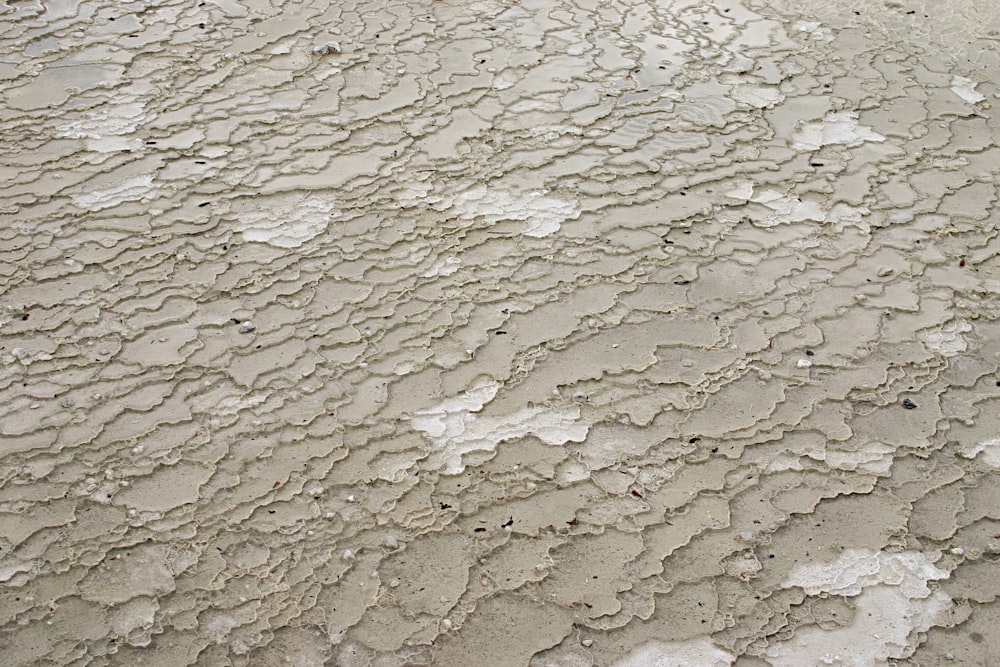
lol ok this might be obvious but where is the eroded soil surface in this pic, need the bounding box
[2,0,1000,665]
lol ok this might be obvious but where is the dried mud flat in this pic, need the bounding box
[2,0,1000,665]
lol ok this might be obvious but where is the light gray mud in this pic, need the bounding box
[2,0,1000,665]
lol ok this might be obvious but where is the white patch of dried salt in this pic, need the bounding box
[612,637,735,667]
[234,196,336,248]
[436,185,579,238]
[730,84,784,108]
[72,175,155,210]
[768,548,952,665]
[958,437,1000,469]
[792,111,885,151]
[57,101,147,153]
[795,21,833,42]
[950,76,985,104]
[724,179,755,202]
[919,319,971,357]
[409,380,588,474]
[823,441,896,475]
[422,256,462,278]
[750,190,825,227]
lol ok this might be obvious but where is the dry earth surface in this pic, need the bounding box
[2,0,1000,665]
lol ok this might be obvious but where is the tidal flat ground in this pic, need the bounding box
[2,0,1000,665]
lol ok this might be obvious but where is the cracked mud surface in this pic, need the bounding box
[2,0,1000,665]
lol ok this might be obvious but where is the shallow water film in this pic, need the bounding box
[2,0,1000,665]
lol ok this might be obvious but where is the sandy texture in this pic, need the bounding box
[2,0,1000,665]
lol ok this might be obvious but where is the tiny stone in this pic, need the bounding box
[238,321,256,333]
[581,639,594,647]
[945,653,955,661]
[902,398,918,410]
[796,359,812,368]
[313,42,342,56]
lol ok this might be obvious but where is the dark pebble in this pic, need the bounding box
[902,398,917,410]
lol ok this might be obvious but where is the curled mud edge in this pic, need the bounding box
[2,0,1000,665]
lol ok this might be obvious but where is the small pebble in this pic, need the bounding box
[796,359,812,368]
[313,41,342,55]
[902,398,918,410]
[945,652,955,661]
[238,321,256,333]
[581,639,594,647]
